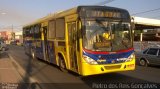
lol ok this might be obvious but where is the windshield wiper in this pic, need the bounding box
[95,19,109,30]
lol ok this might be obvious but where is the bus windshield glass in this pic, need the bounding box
[83,19,132,51]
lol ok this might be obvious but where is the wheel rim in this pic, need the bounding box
[32,53,35,58]
[31,50,35,59]
[140,60,146,66]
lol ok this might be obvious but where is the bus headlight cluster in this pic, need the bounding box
[83,55,98,65]
[125,53,135,62]
[117,53,135,62]
[117,58,127,62]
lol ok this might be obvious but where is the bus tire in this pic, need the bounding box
[58,56,68,72]
[24,47,28,55]
[2,47,5,51]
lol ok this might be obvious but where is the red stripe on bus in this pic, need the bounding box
[116,48,134,53]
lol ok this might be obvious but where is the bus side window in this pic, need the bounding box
[48,20,56,39]
[34,24,41,39]
[56,18,65,39]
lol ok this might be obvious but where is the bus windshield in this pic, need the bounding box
[83,19,132,52]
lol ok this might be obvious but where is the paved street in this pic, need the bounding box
[1,45,160,89]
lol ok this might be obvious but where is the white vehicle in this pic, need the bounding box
[0,41,7,51]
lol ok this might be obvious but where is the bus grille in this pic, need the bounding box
[104,65,121,70]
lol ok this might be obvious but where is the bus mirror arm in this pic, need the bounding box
[131,22,135,30]
[131,17,135,30]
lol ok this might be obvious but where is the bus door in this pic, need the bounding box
[42,26,49,61]
[67,22,78,71]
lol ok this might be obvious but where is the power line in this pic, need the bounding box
[132,7,160,15]
[0,25,22,32]
[95,0,116,5]
[0,25,22,28]
[151,15,160,19]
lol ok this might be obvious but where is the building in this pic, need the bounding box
[0,31,14,43]
[134,29,160,41]
[15,31,23,45]
[133,16,160,51]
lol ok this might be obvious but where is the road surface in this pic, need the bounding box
[6,45,160,89]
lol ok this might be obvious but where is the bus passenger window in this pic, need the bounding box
[48,20,56,39]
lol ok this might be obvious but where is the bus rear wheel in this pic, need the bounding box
[59,56,68,72]
[2,47,5,51]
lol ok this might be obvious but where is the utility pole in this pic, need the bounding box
[12,24,13,33]
[11,24,14,41]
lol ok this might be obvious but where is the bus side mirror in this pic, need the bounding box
[131,17,135,30]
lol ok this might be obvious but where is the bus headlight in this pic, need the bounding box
[83,55,98,65]
[126,53,135,62]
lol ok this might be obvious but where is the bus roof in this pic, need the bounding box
[23,6,129,28]
[23,7,78,28]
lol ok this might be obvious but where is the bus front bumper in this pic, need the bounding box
[81,60,135,76]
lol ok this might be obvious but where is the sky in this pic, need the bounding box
[0,0,160,31]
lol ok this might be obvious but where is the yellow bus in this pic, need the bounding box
[23,6,135,76]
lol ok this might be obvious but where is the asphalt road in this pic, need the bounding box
[6,45,160,89]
